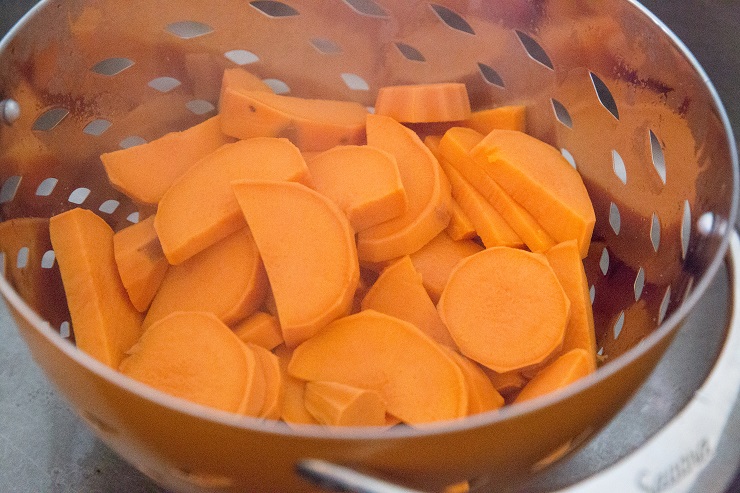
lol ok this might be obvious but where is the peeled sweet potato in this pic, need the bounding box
[55,75,602,423]
[233,180,359,347]
[49,209,143,368]
[288,310,468,425]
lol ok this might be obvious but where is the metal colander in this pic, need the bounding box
[0,0,736,492]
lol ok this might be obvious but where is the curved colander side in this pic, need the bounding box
[0,0,736,491]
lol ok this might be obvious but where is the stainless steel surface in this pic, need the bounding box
[0,0,738,491]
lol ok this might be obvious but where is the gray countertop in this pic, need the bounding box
[0,1,739,492]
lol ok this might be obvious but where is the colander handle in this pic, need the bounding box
[296,459,427,493]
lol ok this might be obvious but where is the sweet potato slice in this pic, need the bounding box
[274,344,319,425]
[356,114,451,262]
[306,145,407,232]
[237,342,268,417]
[248,343,283,419]
[113,215,169,312]
[49,208,143,368]
[513,349,593,403]
[438,247,569,373]
[101,115,233,205]
[374,83,472,123]
[470,129,595,257]
[461,105,526,134]
[408,231,483,304]
[288,310,468,424]
[361,256,456,348]
[219,88,367,151]
[440,346,504,415]
[439,127,555,252]
[120,312,252,413]
[426,134,521,247]
[219,67,272,108]
[304,381,387,427]
[446,199,476,241]
[545,240,598,367]
[232,311,284,351]
[155,137,311,265]
[143,228,268,329]
[232,181,359,347]
[437,152,523,248]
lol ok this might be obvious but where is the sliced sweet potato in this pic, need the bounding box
[143,227,268,329]
[426,134,522,248]
[219,67,272,109]
[439,127,555,253]
[437,153,523,248]
[120,311,253,413]
[101,115,233,205]
[513,349,593,403]
[446,198,477,241]
[237,342,268,417]
[248,343,283,419]
[113,215,169,312]
[232,180,359,347]
[361,256,457,348]
[49,208,143,368]
[424,134,478,240]
[470,129,595,257]
[408,231,483,304]
[304,381,387,427]
[232,311,284,351]
[274,344,319,425]
[374,83,472,123]
[155,137,311,265]
[405,102,525,142]
[461,105,526,134]
[438,247,569,373]
[440,346,504,415]
[288,310,468,424]
[219,88,367,151]
[545,240,598,368]
[356,114,451,262]
[306,145,407,232]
